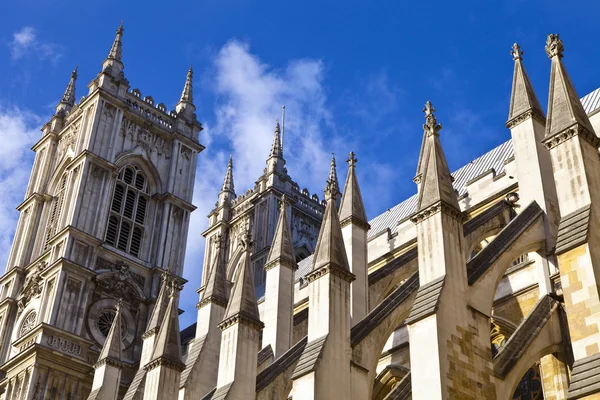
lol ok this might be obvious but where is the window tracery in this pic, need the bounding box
[19,310,37,338]
[105,165,148,257]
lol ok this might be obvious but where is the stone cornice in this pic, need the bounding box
[93,357,126,369]
[506,109,546,130]
[410,201,466,224]
[218,312,264,331]
[542,123,600,150]
[264,258,297,272]
[196,295,228,310]
[306,264,356,284]
[143,356,185,372]
[340,215,371,230]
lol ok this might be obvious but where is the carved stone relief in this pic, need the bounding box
[119,117,171,159]
[17,262,47,312]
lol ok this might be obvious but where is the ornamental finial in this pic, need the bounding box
[511,43,523,61]
[423,101,442,135]
[546,34,564,59]
[324,153,340,200]
[347,151,357,168]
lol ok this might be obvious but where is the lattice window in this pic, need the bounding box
[96,308,127,338]
[105,166,148,258]
[45,174,68,250]
[19,310,37,338]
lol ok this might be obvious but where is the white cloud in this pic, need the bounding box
[0,108,42,269]
[179,41,344,326]
[10,26,63,63]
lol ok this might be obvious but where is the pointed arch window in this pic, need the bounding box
[45,174,68,250]
[105,166,149,258]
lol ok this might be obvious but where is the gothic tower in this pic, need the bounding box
[0,24,203,399]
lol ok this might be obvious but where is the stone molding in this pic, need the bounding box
[410,201,465,224]
[543,124,600,150]
[196,295,228,310]
[340,215,371,230]
[143,356,185,372]
[305,264,356,284]
[218,313,264,331]
[505,109,546,129]
[264,258,297,272]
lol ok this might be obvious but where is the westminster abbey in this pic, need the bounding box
[0,24,599,400]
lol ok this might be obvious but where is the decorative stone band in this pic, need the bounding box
[543,124,600,150]
[410,201,465,224]
[94,357,126,369]
[555,205,591,255]
[264,257,297,272]
[143,356,185,372]
[505,109,546,130]
[141,327,159,340]
[404,276,445,325]
[218,312,264,331]
[305,264,356,284]
[196,295,228,310]
[340,215,371,230]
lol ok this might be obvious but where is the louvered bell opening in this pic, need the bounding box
[130,227,142,257]
[123,167,134,185]
[135,197,147,225]
[106,216,119,246]
[135,173,145,191]
[124,190,136,219]
[118,222,130,251]
[111,184,124,213]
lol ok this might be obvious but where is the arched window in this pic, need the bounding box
[45,174,68,250]
[105,166,149,258]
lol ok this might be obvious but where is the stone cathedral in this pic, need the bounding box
[3,24,600,400]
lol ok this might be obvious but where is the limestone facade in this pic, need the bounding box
[2,26,600,400]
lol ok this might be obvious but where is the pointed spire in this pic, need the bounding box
[324,154,340,201]
[148,280,184,367]
[545,34,596,142]
[266,195,297,270]
[179,65,194,104]
[339,152,369,228]
[143,269,171,337]
[199,233,228,307]
[220,230,262,327]
[313,173,351,273]
[507,43,545,127]
[269,121,283,158]
[221,155,235,194]
[96,300,123,366]
[414,101,460,213]
[61,66,77,106]
[107,22,124,62]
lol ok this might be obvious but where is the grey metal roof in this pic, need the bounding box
[292,87,600,282]
[368,139,515,240]
[581,87,600,115]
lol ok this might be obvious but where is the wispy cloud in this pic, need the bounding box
[9,26,63,63]
[0,108,42,269]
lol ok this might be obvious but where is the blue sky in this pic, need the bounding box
[2,0,600,328]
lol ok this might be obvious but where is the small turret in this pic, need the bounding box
[265,121,287,180]
[507,43,545,127]
[175,66,196,121]
[101,22,125,80]
[87,301,124,400]
[544,34,597,145]
[414,101,460,214]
